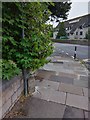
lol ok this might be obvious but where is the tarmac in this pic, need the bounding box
[5,54,90,119]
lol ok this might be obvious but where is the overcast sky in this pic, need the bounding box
[68,0,89,20]
[53,0,90,27]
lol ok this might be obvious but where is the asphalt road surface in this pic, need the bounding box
[52,43,90,60]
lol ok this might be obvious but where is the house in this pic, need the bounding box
[53,14,90,40]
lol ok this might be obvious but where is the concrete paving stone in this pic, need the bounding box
[74,79,88,88]
[36,69,56,80]
[25,97,66,118]
[59,83,83,96]
[84,111,90,119]
[83,88,89,97]
[66,93,89,110]
[35,80,59,91]
[49,75,73,84]
[74,66,87,71]
[74,70,87,76]
[0,107,2,120]
[63,65,75,70]
[0,98,2,108]
[42,63,66,73]
[63,106,84,118]
[59,72,77,79]
[33,87,66,105]
[58,69,75,74]
[35,80,41,86]
[70,63,82,67]
[80,75,89,81]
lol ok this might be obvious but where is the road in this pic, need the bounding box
[52,43,89,60]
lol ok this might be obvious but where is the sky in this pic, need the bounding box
[68,0,89,20]
[53,0,90,28]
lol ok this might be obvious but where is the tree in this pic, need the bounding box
[48,2,72,22]
[2,2,72,96]
[2,2,53,96]
[86,29,90,40]
[56,22,66,39]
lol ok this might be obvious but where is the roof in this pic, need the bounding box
[55,14,90,34]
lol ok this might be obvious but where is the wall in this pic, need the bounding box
[51,39,89,46]
[0,74,35,119]
[53,31,58,39]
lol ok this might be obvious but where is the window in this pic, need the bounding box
[71,33,73,35]
[79,25,83,29]
[67,27,69,30]
[80,31,83,35]
[70,26,71,30]
[76,32,78,35]
[67,33,69,36]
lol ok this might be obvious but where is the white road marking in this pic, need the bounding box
[66,53,69,55]
[71,56,74,59]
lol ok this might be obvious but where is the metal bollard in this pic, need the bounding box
[74,46,77,59]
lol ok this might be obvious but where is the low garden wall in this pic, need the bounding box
[0,74,35,119]
[51,39,89,46]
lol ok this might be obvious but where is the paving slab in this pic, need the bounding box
[74,70,88,76]
[59,72,77,79]
[74,79,88,88]
[43,63,75,74]
[35,80,59,91]
[36,70,56,80]
[84,111,90,119]
[83,88,89,97]
[63,106,84,118]
[43,65,64,72]
[49,75,73,84]
[25,97,66,118]
[59,83,83,96]
[66,93,89,110]
[80,76,89,82]
[33,87,66,105]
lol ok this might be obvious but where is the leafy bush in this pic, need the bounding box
[85,29,90,40]
[0,59,20,80]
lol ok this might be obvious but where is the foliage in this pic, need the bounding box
[0,59,20,80]
[56,22,66,39]
[48,2,72,22]
[85,29,90,40]
[2,2,53,71]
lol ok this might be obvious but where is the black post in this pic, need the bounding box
[74,46,77,59]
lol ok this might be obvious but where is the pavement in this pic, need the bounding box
[5,55,90,119]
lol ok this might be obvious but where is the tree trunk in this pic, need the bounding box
[22,68,28,96]
[27,73,35,94]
